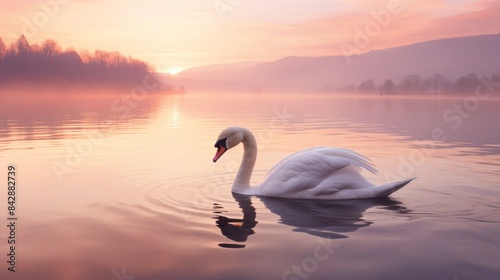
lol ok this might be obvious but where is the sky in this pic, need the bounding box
[1,0,500,74]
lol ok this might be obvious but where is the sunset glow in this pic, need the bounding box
[2,1,500,279]
[2,0,500,71]
[166,67,186,75]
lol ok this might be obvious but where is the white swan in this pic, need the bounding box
[213,126,415,200]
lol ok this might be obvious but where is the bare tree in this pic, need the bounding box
[0,37,5,59]
[14,35,32,56]
[41,39,61,61]
[379,79,396,94]
[399,74,422,93]
[358,79,376,92]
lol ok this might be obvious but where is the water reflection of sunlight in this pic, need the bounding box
[159,96,184,129]
[170,102,181,128]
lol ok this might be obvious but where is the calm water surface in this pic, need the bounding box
[1,92,499,280]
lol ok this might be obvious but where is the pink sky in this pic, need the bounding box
[2,0,500,74]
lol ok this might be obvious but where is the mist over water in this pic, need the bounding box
[1,90,499,280]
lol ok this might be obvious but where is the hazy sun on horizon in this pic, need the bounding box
[166,67,185,75]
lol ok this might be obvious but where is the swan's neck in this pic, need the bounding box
[232,130,257,194]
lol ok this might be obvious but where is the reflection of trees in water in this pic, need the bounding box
[214,193,411,248]
[0,93,166,143]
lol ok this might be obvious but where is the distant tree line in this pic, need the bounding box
[336,73,499,95]
[0,35,164,89]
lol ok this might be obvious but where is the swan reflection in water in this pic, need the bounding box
[214,193,411,248]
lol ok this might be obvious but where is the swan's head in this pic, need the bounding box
[213,126,247,162]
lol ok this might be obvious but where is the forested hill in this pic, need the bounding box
[0,35,170,91]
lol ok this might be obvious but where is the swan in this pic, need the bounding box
[213,126,415,200]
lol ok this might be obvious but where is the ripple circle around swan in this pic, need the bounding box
[131,172,241,224]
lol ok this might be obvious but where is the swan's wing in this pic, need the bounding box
[265,146,377,177]
[263,150,347,181]
[256,147,378,198]
[258,149,366,196]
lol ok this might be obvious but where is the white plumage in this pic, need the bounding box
[213,126,414,200]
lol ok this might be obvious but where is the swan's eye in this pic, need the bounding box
[214,138,227,149]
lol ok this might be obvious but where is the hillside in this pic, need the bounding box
[176,34,500,92]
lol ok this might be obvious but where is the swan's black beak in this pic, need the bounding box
[213,138,228,162]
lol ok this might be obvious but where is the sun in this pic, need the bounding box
[165,67,185,75]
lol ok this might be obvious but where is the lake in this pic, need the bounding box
[1,91,499,280]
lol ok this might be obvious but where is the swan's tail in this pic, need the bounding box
[370,177,416,198]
